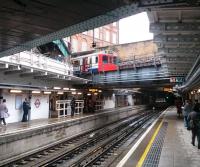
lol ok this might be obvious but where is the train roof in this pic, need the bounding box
[71,51,117,60]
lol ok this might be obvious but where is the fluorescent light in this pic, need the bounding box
[10,89,22,93]
[98,90,102,92]
[77,92,82,95]
[44,91,51,94]
[57,92,64,95]
[94,92,98,95]
[87,93,91,96]
[198,89,200,93]
[70,88,76,91]
[63,88,69,90]
[32,90,41,94]
[71,92,76,95]
[53,87,61,90]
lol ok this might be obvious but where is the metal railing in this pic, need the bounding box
[92,69,170,84]
[118,56,161,69]
[56,100,84,117]
[0,51,73,76]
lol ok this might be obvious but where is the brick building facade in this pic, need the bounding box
[64,22,119,53]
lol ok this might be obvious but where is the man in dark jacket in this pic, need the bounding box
[193,100,200,112]
[22,98,31,122]
[70,97,76,117]
[188,109,200,149]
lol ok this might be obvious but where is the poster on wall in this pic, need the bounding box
[15,95,22,110]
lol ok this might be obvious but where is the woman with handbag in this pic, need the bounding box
[0,99,9,126]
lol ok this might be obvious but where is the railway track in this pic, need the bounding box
[3,109,161,167]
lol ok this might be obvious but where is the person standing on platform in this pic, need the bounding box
[0,99,8,126]
[70,97,76,117]
[22,98,31,122]
[193,99,200,113]
[175,97,183,118]
[182,100,192,128]
[188,108,200,149]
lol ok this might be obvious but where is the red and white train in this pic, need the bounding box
[71,51,118,74]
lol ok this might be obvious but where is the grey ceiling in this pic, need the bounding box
[0,0,128,53]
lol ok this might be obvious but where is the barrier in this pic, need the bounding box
[95,100,104,111]
[56,100,84,117]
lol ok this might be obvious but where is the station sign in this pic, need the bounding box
[89,89,98,92]
[163,87,173,92]
[170,77,185,83]
[34,99,41,108]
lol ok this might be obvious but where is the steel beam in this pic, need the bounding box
[150,23,200,34]
[156,42,200,48]
[154,34,200,43]
[0,3,140,57]
[139,0,188,7]
[158,48,200,54]
[0,0,194,57]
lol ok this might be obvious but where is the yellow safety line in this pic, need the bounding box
[136,120,163,167]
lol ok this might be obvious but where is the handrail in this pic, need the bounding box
[0,51,73,76]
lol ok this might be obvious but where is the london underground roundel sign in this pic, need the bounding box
[34,99,41,108]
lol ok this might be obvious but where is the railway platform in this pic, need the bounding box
[116,106,200,167]
[0,105,145,165]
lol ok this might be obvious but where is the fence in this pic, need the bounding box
[56,100,84,117]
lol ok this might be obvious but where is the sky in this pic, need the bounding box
[119,12,153,44]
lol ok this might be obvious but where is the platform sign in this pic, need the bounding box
[34,99,41,108]
[170,77,185,83]
[163,88,173,92]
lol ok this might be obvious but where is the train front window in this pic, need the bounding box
[96,56,98,63]
[103,55,108,64]
[113,57,117,64]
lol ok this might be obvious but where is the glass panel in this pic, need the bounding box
[96,56,98,63]
[103,55,108,63]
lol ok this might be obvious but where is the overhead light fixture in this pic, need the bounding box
[87,93,91,96]
[32,90,41,94]
[53,87,61,90]
[198,89,200,93]
[77,92,82,95]
[71,92,76,95]
[57,92,64,95]
[44,91,51,94]
[70,88,76,91]
[10,89,22,93]
[63,88,69,90]
[94,93,98,95]
[98,90,102,93]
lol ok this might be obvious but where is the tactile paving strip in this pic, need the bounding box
[142,122,168,167]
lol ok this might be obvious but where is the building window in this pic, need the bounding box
[94,28,99,39]
[82,31,87,35]
[81,40,87,51]
[106,31,110,42]
[72,38,78,52]
[112,33,117,44]
[113,22,117,27]
[100,33,103,40]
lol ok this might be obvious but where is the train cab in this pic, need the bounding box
[71,51,118,74]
